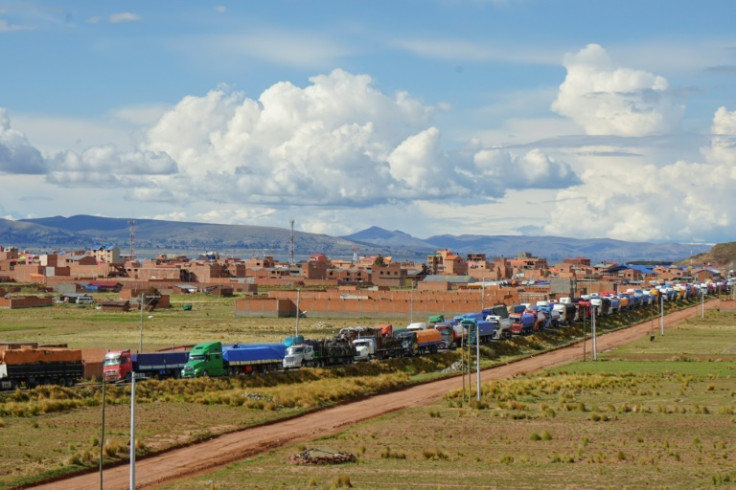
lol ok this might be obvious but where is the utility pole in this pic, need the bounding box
[582,304,587,361]
[477,279,484,402]
[461,334,465,403]
[701,288,705,319]
[138,293,145,353]
[289,220,295,266]
[410,283,414,324]
[99,379,106,490]
[129,374,136,490]
[660,292,664,335]
[295,289,301,336]
[591,303,597,361]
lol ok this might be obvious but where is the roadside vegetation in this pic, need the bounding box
[0,287,729,488]
[170,311,736,489]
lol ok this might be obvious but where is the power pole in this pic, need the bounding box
[289,220,295,265]
[128,219,136,261]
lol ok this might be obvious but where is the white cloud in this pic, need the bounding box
[472,148,581,190]
[0,69,580,231]
[0,109,45,174]
[551,44,683,136]
[135,69,577,206]
[703,106,736,165]
[46,145,177,186]
[544,106,736,242]
[109,13,141,23]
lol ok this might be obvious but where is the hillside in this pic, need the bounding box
[344,227,711,264]
[0,216,712,263]
[679,241,736,269]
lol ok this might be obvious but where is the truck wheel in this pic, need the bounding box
[203,370,209,377]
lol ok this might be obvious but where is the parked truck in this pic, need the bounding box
[103,349,190,382]
[283,337,355,368]
[1,345,83,390]
[394,328,444,356]
[181,342,286,378]
[465,317,511,343]
[352,327,406,361]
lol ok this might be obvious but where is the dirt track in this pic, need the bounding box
[35,302,722,489]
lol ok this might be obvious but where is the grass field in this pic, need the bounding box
[168,311,736,489]
[0,290,731,488]
[0,291,392,350]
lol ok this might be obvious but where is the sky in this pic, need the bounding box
[1,1,736,245]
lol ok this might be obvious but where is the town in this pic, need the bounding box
[0,244,725,317]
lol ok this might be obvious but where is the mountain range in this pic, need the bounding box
[0,215,712,264]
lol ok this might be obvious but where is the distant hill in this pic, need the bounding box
[8,215,386,260]
[343,227,711,264]
[0,216,712,264]
[678,242,736,269]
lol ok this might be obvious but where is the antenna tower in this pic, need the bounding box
[129,219,136,261]
[289,219,295,265]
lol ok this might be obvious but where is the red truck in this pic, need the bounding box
[103,349,190,382]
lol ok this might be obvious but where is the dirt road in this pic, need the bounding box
[35,302,721,489]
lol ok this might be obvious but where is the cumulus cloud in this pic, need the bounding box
[703,106,736,165]
[136,69,575,206]
[551,44,683,136]
[472,148,581,191]
[544,106,736,242]
[0,69,580,222]
[47,145,177,186]
[0,109,45,174]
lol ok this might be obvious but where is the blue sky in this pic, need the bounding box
[1,1,736,244]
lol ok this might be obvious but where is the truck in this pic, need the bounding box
[394,328,444,356]
[464,317,511,343]
[431,321,456,349]
[352,327,406,361]
[283,337,355,368]
[103,349,190,382]
[1,345,83,390]
[181,342,286,378]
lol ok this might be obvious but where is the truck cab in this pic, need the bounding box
[352,337,377,361]
[283,343,315,368]
[103,350,133,382]
[181,342,226,378]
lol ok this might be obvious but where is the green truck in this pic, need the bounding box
[181,341,287,378]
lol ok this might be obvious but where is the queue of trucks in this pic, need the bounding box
[2,280,728,389]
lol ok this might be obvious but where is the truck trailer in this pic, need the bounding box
[1,346,83,390]
[282,337,355,368]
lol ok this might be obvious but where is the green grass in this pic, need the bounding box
[164,311,736,489]
[0,293,730,488]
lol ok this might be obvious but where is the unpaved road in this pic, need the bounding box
[35,302,723,489]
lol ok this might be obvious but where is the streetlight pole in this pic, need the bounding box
[660,292,664,336]
[410,283,414,324]
[591,303,597,361]
[701,289,705,319]
[129,374,136,490]
[99,379,106,490]
[138,293,145,353]
[477,279,484,402]
[295,288,301,336]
